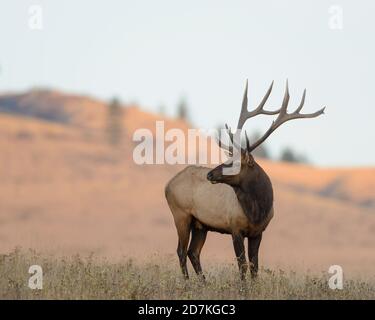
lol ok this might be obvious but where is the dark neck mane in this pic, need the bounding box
[232,163,274,225]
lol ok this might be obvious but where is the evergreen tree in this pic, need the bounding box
[107,97,123,146]
[177,97,189,121]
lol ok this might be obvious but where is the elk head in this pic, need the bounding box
[207,80,325,188]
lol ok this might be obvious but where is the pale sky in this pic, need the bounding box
[0,0,374,166]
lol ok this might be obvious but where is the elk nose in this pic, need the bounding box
[207,171,213,181]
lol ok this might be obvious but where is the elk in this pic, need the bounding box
[165,80,324,280]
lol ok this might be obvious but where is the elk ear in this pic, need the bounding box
[246,151,255,167]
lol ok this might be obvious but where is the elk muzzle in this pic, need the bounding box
[207,167,222,184]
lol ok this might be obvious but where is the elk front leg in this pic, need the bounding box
[232,233,247,280]
[248,233,262,278]
[175,215,192,279]
[187,226,207,279]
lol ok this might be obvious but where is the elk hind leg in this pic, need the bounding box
[187,223,207,279]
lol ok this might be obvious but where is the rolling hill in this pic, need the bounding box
[0,89,374,275]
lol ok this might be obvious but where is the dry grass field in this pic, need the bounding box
[0,89,374,299]
[1,249,374,300]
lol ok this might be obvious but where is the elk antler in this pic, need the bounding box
[217,79,282,153]
[216,124,239,154]
[217,80,325,153]
[237,80,281,129]
[247,80,325,152]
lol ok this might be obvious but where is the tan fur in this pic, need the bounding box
[165,165,273,236]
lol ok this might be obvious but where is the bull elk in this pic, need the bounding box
[165,80,325,280]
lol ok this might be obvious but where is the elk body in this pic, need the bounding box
[165,80,324,280]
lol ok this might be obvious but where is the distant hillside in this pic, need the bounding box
[0,88,374,274]
[0,89,88,125]
[0,88,189,132]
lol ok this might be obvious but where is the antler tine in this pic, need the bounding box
[216,127,233,154]
[224,123,233,141]
[245,130,251,152]
[225,123,243,151]
[249,81,325,152]
[240,80,249,114]
[277,79,290,118]
[294,88,306,114]
[254,80,276,113]
[237,80,280,130]
[216,123,237,154]
[237,80,249,129]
